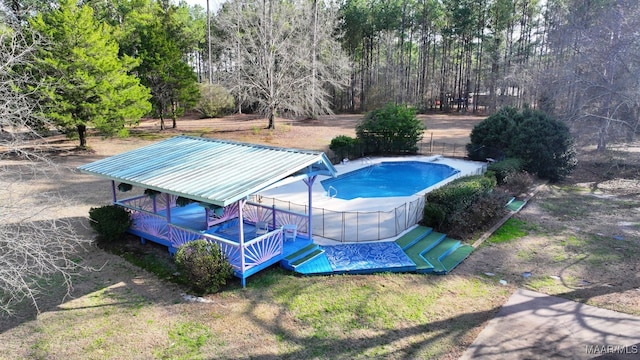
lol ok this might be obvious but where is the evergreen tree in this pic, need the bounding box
[468,106,576,181]
[134,2,199,130]
[29,0,151,147]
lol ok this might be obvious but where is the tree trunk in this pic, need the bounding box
[597,119,610,151]
[172,101,177,129]
[77,124,87,148]
[268,108,275,129]
[160,115,165,130]
[310,0,318,118]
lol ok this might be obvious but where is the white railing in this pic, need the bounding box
[254,195,427,242]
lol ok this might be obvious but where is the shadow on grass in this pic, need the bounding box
[240,271,640,359]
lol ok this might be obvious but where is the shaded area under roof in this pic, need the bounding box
[78,136,337,207]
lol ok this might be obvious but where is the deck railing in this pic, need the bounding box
[119,202,284,273]
[118,194,177,213]
[243,201,310,239]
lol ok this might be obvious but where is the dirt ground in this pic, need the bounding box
[37,112,480,162]
[1,113,639,358]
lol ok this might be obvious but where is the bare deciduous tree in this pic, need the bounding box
[541,0,640,150]
[0,16,93,315]
[216,0,350,129]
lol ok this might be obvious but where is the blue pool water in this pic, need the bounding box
[321,161,459,200]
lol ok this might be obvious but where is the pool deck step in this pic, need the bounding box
[440,245,474,273]
[422,238,462,274]
[402,231,446,273]
[281,243,322,270]
[291,249,325,268]
[281,227,473,276]
[285,243,318,262]
[507,199,527,212]
[395,226,434,250]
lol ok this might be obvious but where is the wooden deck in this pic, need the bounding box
[120,199,473,286]
[120,198,313,287]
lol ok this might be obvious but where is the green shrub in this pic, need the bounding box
[422,175,500,238]
[445,190,511,239]
[509,109,577,181]
[484,170,497,183]
[426,175,495,215]
[422,202,446,229]
[468,107,519,155]
[175,240,234,294]
[195,83,235,118]
[355,103,424,155]
[488,158,524,185]
[329,135,359,162]
[467,106,576,181]
[88,205,131,242]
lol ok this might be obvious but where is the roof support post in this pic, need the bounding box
[303,175,317,240]
[165,193,172,244]
[111,180,117,203]
[238,198,247,280]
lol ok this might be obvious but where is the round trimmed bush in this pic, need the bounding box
[329,135,359,162]
[89,205,131,242]
[356,103,424,155]
[175,240,233,294]
[468,107,576,181]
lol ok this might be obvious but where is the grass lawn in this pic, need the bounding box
[1,114,638,359]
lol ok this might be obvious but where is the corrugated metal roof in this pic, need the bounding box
[78,136,337,206]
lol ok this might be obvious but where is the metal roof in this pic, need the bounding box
[78,136,337,206]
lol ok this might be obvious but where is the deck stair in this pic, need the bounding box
[281,243,325,270]
[395,226,474,274]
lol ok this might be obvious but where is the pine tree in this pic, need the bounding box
[29,0,151,147]
[134,2,200,130]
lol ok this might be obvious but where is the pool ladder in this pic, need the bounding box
[327,186,338,199]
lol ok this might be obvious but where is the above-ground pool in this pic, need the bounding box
[321,161,460,200]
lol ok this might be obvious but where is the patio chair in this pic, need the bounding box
[283,224,297,242]
[255,221,269,236]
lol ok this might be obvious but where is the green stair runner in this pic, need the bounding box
[403,231,446,272]
[422,238,461,274]
[395,226,433,249]
[440,245,474,272]
[291,249,324,268]
[285,243,318,262]
[507,200,526,212]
